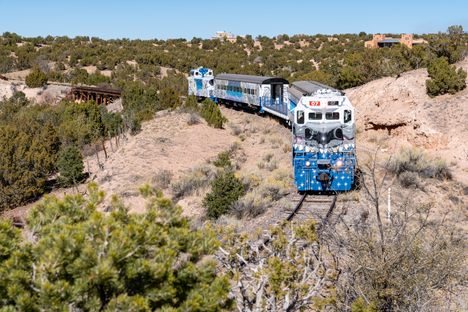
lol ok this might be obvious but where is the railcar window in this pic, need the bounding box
[297,110,305,124]
[325,112,340,120]
[344,110,352,123]
[209,79,214,86]
[308,112,322,120]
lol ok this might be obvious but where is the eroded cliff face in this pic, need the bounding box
[346,59,468,183]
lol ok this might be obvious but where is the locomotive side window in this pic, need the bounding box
[308,112,322,120]
[209,79,214,86]
[344,110,352,123]
[297,110,305,124]
[325,112,339,120]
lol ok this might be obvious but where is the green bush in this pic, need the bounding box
[426,57,467,97]
[213,151,232,168]
[184,95,199,112]
[25,68,48,88]
[56,145,85,186]
[0,185,231,310]
[200,99,227,129]
[159,86,181,110]
[122,81,159,124]
[0,125,58,211]
[203,171,244,219]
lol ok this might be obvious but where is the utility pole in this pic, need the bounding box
[387,187,391,222]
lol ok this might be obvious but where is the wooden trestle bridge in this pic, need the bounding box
[69,85,122,105]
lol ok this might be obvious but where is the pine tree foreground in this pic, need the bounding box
[0,184,232,311]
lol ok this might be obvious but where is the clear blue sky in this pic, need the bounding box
[1,0,467,39]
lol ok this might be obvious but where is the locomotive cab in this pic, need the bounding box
[188,67,215,99]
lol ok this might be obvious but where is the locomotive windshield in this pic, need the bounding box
[303,127,343,145]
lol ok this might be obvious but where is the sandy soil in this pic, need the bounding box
[0,80,70,103]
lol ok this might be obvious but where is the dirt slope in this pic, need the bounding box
[346,58,468,184]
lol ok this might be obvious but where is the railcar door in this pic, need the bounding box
[271,83,283,105]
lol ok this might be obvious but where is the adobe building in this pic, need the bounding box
[365,34,427,48]
[212,31,237,43]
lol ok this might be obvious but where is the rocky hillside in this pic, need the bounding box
[347,58,468,184]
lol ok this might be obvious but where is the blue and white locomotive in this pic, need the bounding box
[188,67,215,99]
[187,67,356,192]
[289,81,356,192]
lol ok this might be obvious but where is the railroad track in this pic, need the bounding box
[285,193,338,229]
[260,192,338,246]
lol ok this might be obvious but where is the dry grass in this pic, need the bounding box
[257,153,277,171]
[231,191,270,218]
[171,164,218,200]
[228,122,242,136]
[388,147,452,181]
[151,169,173,189]
[186,113,200,125]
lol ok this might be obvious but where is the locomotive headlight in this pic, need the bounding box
[305,161,311,167]
[336,159,343,168]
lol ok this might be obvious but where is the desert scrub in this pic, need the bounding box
[257,153,277,171]
[186,113,200,125]
[398,171,422,189]
[388,147,452,181]
[171,164,217,200]
[258,176,291,201]
[183,94,199,112]
[200,98,227,129]
[231,191,271,218]
[228,122,242,136]
[269,135,284,149]
[152,169,173,189]
[213,151,232,168]
[240,172,262,191]
[203,171,244,219]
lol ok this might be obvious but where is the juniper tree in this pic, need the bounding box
[56,145,85,186]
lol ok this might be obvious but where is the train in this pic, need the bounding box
[188,67,356,192]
